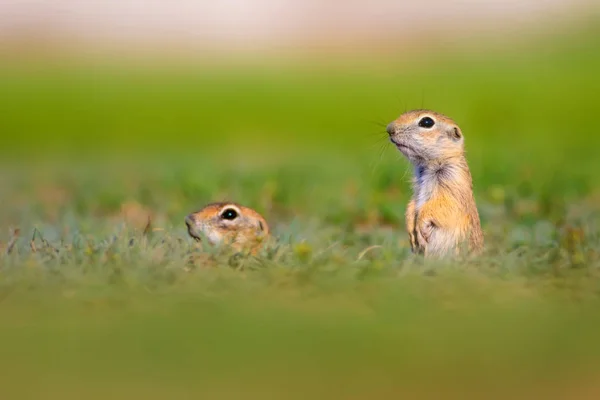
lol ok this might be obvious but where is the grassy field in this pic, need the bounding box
[1,19,600,399]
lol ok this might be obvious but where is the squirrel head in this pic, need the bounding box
[386,109,464,165]
[185,202,270,253]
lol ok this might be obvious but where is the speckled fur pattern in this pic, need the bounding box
[185,202,270,255]
[387,109,484,258]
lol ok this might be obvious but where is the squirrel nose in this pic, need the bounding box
[185,214,195,228]
[386,123,396,136]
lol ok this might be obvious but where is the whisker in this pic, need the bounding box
[389,146,412,184]
[366,129,388,139]
[369,140,387,152]
[369,140,391,175]
[400,161,412,183]
[367,119,387,129]
[378,141,388,160]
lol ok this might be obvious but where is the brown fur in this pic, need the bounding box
[387,109,483,258]
[185,202,270,255]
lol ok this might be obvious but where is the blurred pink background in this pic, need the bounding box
[0,0,596,55]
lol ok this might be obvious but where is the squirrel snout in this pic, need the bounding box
[386,122,397,136]
[185,214,196,228]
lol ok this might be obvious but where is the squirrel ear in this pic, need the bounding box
[449,126,462,141]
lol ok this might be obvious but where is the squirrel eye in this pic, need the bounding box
[220,208,238,220]
[418,117,435,128]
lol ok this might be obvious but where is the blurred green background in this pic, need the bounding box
[2,3,600,399]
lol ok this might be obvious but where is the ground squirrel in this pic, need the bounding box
[386,109,483,258]
[185,202,270,255]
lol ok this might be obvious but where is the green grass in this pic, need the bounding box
[1,20,600,399]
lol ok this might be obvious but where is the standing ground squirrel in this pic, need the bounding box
[386,109,484,258]
[185,202,270,255]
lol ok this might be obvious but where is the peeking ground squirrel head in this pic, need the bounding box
[185,202,269,254]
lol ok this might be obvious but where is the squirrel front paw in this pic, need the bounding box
[416,219,436,247]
